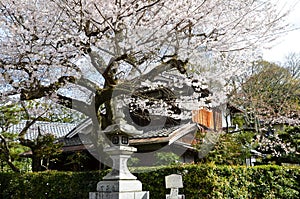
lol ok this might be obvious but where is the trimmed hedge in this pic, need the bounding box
[0,170,109,199]
[1,164,299,199]
[134,164,300,199]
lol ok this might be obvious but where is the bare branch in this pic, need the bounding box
[20,76,76,100]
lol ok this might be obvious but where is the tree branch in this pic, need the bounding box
[20,76,76,100]
[0,133,20,173]
[134,58,188,81]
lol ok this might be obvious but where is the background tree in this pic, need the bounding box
[284,52,300,79]
[0,99,79,172]
[0,0,292,163]
[229,61,300,131]
[17,100,78,172]
[19,127,63,172]
[0,103,26,172]
[228,60,300,165]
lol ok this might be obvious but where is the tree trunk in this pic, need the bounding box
[31,152,42,172]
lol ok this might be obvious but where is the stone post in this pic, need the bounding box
[165,174,185,199]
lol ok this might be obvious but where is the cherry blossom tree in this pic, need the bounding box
[0,0,292,162]
[0,0,290,117]
[254,126,300,165]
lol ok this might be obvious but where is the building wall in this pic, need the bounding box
[192,108,223,131]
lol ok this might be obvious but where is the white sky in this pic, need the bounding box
[263,0,300,63]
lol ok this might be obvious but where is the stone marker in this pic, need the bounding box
[165,174,185,199]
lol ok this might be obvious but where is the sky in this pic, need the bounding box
[263,0,300,63]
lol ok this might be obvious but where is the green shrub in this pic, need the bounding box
[154,152,180,166]
[0,170,108,199]
[1,164,299,199]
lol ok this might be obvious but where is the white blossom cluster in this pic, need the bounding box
[255,134,296,158]
[0,0,292,114]
[113,70,214,123]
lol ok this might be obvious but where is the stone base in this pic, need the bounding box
[97,180,142,192]
[166,194,185,199]
[89,180,149,199]
[89,191,149,199]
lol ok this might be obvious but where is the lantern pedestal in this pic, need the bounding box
[89,146,149,199]
[102,145,137,180]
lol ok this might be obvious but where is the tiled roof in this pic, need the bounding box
[131,124,187,139]
[8,118,197,147]
[59,123,197,147]
[130,122,198,146]
[59,136,83,147]
[8,120,77,140]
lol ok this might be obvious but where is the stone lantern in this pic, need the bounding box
[89,98,149,199]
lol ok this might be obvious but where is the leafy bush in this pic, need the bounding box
[0,170,108,199]
[154,152,180,166]
[198,131,254,165]
[1,164,299,199]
